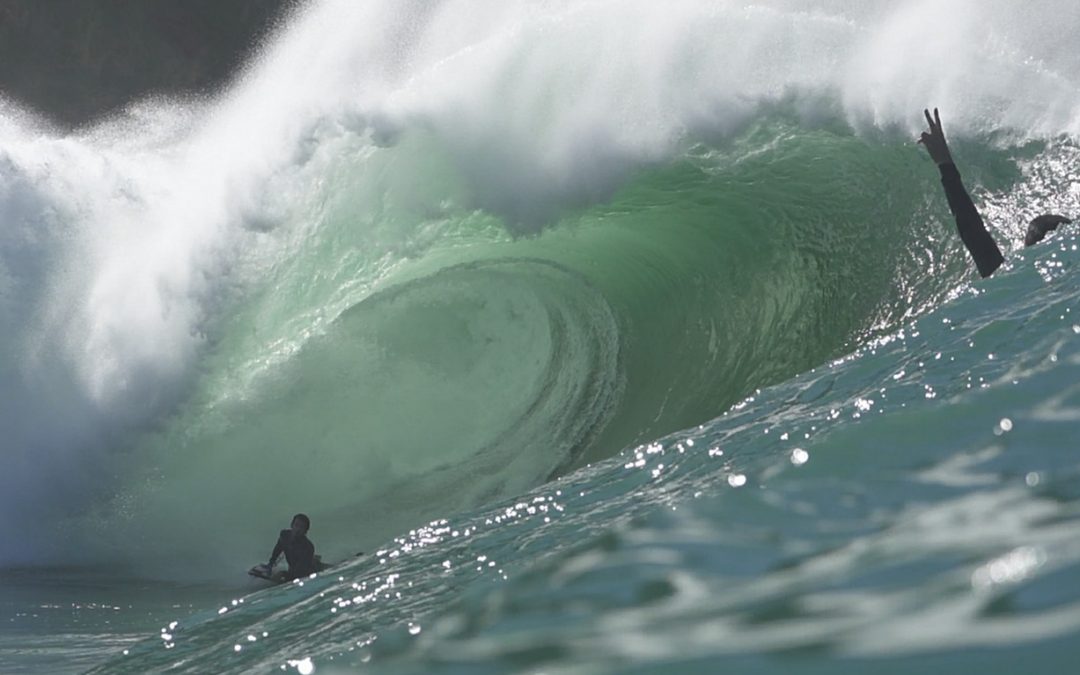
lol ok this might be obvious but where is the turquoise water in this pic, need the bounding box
[3,1,1080,672]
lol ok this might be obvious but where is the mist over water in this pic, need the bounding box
[1,0,1079,604]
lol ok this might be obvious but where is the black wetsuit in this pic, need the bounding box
[269,530,316,579]
[938,162,1004,278]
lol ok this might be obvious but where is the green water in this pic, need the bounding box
[78,120,976,575]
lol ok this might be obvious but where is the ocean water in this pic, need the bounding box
[3,0,1080,672]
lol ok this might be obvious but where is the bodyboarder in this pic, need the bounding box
[252,513,318,581]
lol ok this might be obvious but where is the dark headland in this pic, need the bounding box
[0,0,297,128]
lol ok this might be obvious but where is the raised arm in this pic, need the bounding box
[918,108,1004,278]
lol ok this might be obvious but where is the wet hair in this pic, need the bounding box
[1025,214,1072,247]
[292,513,311,532]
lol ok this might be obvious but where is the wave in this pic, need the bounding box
[3,0,1080,572]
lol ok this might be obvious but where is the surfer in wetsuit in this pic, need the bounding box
[258,513,317,581]
[918,108,1071,278]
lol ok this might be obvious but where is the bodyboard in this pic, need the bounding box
[248,564,285,583]
[247,554,361,584]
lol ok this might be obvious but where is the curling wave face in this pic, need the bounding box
[3,0,1080,576]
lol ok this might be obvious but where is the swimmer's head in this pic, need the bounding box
[290,513,311,535]
[1025,214,1072,247]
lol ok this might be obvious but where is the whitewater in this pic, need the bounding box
[2,0,1080,672]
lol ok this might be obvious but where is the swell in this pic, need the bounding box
[58,118,999,576]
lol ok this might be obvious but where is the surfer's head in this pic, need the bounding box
[290,513,311,535]
[1025,214,1072,247]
